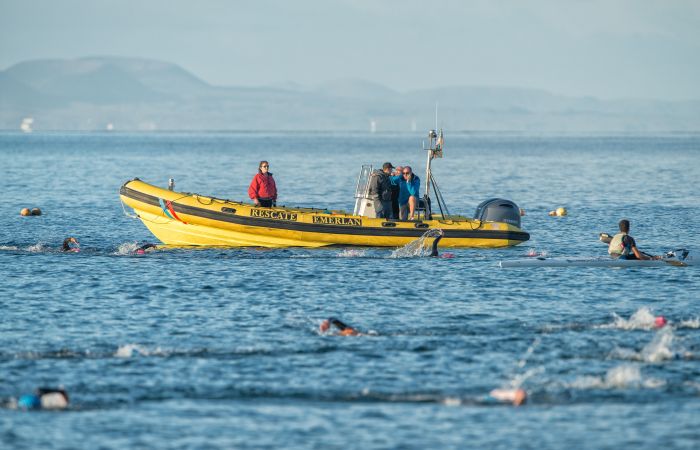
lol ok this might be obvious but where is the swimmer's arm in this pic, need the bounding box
[631,245,651,260]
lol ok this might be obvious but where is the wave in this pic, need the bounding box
[114,344,164,358]
[113,242,142,255]
[598,307,661,330]
[524,248,547,257]
[567,364,665,389]
[608,328,680,363]
[7,349,95,360]
[390,229,442,258]
[679,317,700,328]
[542,307,696,334]
[26,242,51,253]
[336,249,367,257]
[0,343,350,361]
[1,242,70,253]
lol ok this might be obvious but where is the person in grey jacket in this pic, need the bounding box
[368,162,395,218]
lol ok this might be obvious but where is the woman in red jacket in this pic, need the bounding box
[248,161,277,207]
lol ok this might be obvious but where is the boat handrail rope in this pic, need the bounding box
[196,195,234,206]
[430,173,451,219]
[192,191,337,214]
[120,197,171,225]
[354,165,372,199]
[429,175,443,218]
[120,198,140,219]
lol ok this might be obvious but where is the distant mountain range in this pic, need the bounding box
[1,56,699,131]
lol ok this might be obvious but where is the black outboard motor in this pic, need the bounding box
[474,198,521,228]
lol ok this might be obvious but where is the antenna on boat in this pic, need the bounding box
[435,102,438,131]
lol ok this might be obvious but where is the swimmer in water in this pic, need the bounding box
[430,231,443,257]
[135,243,158,255]
[62,237,80,252]
[487,388,527,406]
[319,317,360,336]
[429,230,455,258]
[16,388,69,410]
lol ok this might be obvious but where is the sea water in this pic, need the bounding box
[0,132,699,449]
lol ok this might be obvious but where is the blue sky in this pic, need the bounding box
[1,0,698,100]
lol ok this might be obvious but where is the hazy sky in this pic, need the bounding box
[1,0,699,100]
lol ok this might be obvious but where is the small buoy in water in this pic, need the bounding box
[548,207,568,217]
[31,207,42,216]
[654,316,667,328]
[20,208,31,216]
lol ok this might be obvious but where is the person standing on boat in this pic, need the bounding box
[368,162,394,218]
[608,219,657,260]
[248,161,277,207]
[391,166,420,220]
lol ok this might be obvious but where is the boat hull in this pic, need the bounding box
[119,179,530,248]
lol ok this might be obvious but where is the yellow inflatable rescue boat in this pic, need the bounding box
[119,179,528,248]
[118,129,529,248]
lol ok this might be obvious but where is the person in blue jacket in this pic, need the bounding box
[391,166,421,220]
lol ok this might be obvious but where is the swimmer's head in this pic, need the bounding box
[37,388,69,409]
[20,208,31,216]
[63,237,80,251]
[654,316,667,328]
[31,208,42,216]
[319,320,330,333]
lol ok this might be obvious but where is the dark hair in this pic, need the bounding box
[328,317,349,331]
[37,388,69,402]
[619,219,630,233]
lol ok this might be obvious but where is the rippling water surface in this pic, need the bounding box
[1,132,699,449]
